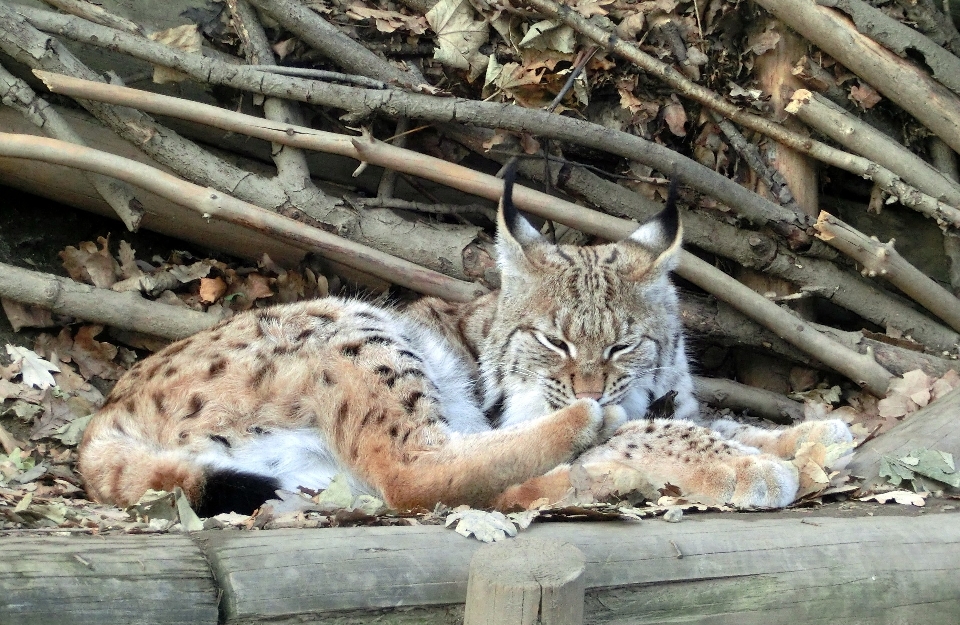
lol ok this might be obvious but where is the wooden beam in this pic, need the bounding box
[197,514,960,624]
[464,538,585,625]
[0,534,218,625]
[3,514,959,624]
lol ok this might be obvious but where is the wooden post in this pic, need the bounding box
[464,537,586,625]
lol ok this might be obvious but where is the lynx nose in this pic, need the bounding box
[575,392,603,400]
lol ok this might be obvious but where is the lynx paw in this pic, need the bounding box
[599,405,628,441]
[792,419,853,448]
[568,398,605,453]
[729,455,799,509]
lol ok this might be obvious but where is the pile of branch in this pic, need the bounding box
[0,0,958,428]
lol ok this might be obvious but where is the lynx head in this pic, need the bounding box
[483,162,688,427]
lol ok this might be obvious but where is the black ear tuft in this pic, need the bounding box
[500,159,522,234]
[659,176,681,243]
[194,469,280,517]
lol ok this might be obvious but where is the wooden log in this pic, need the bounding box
[464,538,585,625]
[848,386,960,490]
[0,533,218,625]
[196,514,960,624]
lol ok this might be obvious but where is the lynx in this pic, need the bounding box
[79,165,851,516]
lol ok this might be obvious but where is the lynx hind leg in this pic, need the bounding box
[575,419,799,509]
[709,418,853,459]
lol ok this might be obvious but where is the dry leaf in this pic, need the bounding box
[849,82,881,109]
[426,0,489,80]
[346,4,427,34]
[518,19,575,53]
[199,277,227,304]
[858,490,926,506]
[70,326,125,381]
[5,345,60,389]
[663,99,687,136]
[1,299,55,331]
[747,23,780,55]
[60,237,119,289]
[149,24,202,84]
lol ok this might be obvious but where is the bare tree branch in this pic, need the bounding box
[0,133,485,301]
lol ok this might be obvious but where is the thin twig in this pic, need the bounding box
[245,65,390,89]
[0,261,218,340]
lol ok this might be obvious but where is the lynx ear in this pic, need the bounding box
[618,178,683,279]
[496,161,545,279]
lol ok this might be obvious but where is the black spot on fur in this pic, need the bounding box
[183,395,204,419]
[364,335,395,347]
[624,451,632,460]
[273,344,295,356]
[389,425,399,438]
[210,434,231,447]
[208,358,227,378]
[295,329,313,342]
[152,392,166,413]
[252,362,276,387]
[626,443,637,450]
[355,311,378,320]
[644,443,653,451]
[399,368,426,380]
[210,331,223,342]
[340,342,362,358]
[397,350,422,362]
[403,392,424,413]
[644,423,656,434]
[194,470,280,517]
[321,370,335,385]
[248,426,267,435]
[124,399,136,413]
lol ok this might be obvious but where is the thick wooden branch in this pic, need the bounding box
[0,133,483,301]
[787,90,960,226]
[692,376,804,423]
[0,61,144,231]
[681,295,959,379]
[679,253,893,395]
[225,0,335,219]
[751,0,960,154]
[247,0,419,87]
[819,0,960,97]
[36,73,960,355]
[0,262,218,340]
[17,5,812,245]
[816,212,960,333]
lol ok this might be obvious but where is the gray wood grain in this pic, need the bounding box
[0,533,218,625]
[849,385,960,489]
[202,513,960,624]
[464,537,585,625]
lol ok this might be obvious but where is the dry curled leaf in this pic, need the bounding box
[426,0,489,80]
[60,237,119,289]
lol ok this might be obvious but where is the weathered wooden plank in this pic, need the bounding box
[202,513,960,624]
[464,538,585,625]
[849,385,960,489]
[0,533,219,625]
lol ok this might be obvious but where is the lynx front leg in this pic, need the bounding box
[360,398,605,510]
[709,419,853,459]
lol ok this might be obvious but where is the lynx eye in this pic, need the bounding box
[604,342,637,360]
[534,331,573,357]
